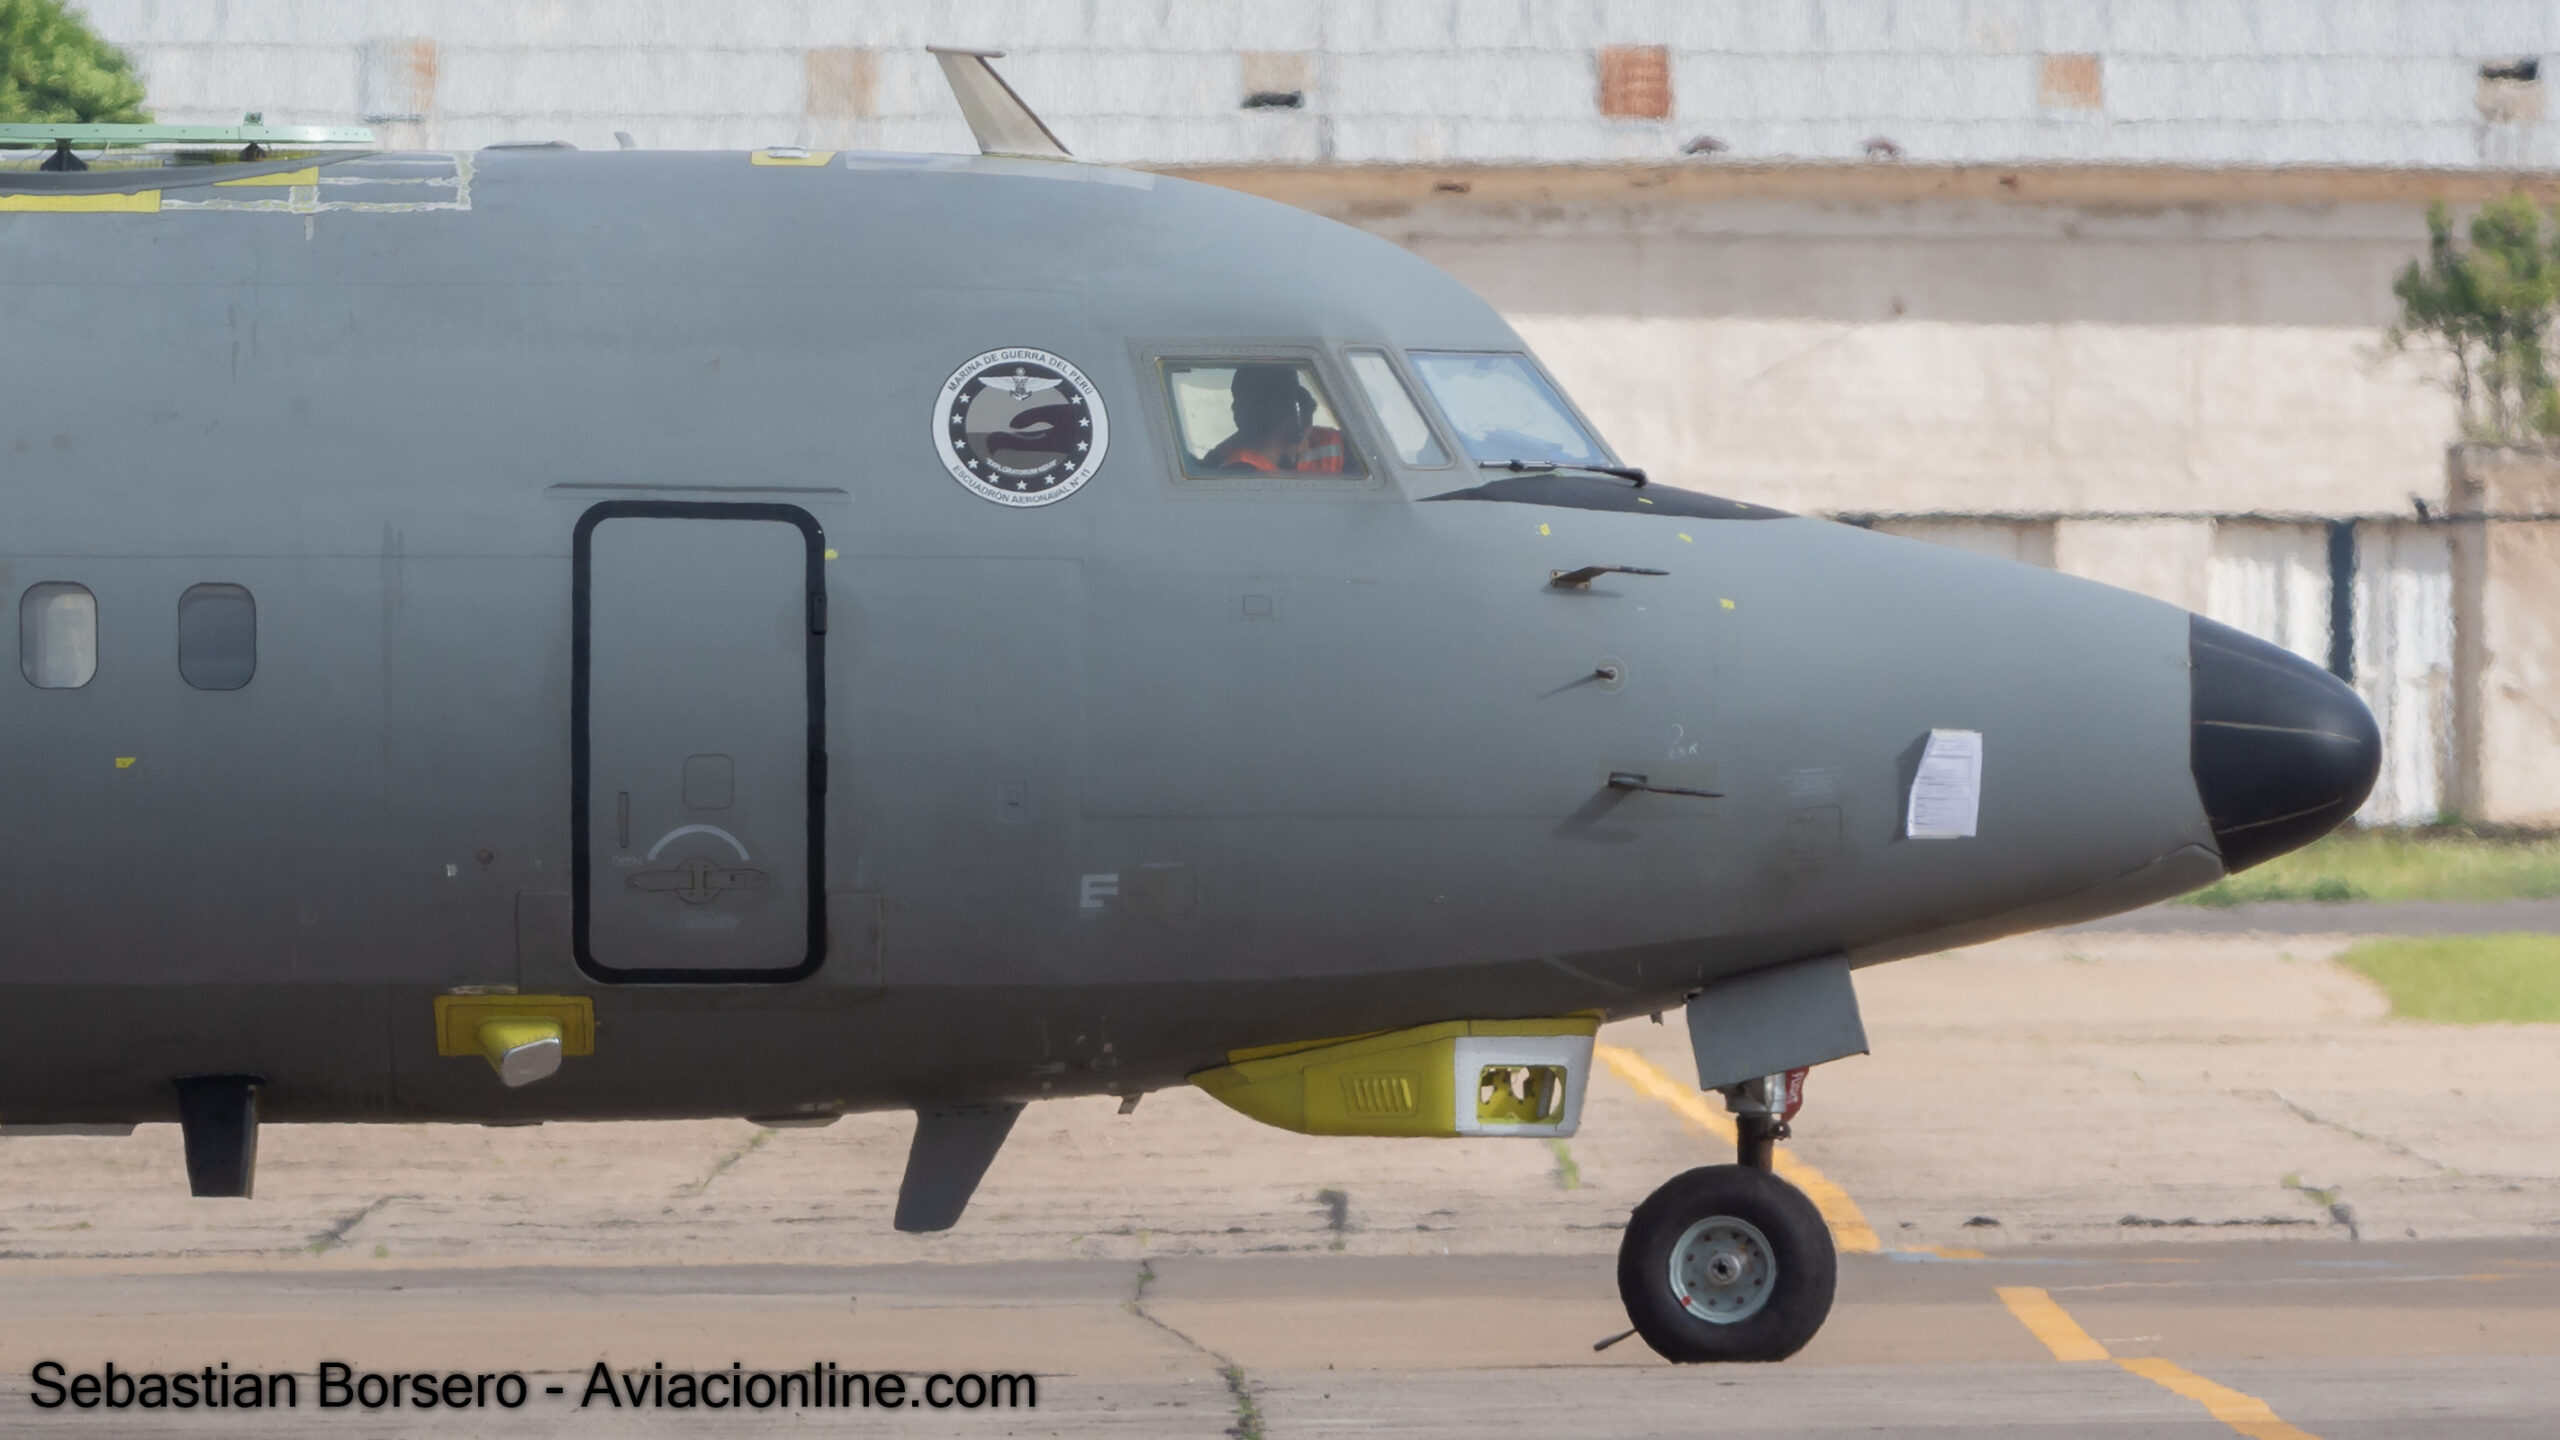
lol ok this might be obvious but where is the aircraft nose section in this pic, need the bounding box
[2188,615,2381,873]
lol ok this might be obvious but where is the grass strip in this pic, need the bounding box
[2183,829,2560,906]
[2338,933,2560,1023]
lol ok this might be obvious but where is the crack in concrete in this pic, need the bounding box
[682,1127,775,1197]
[1126,1260,1263,1439]
[304,1194,411,1255]
[2258,1088,2458,1175]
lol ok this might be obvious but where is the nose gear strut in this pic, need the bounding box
[1721,1065,1808,1170]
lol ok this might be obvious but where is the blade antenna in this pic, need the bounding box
[927,47,1071,159]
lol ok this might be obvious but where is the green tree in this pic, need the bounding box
[2387,194,2560,445]
[0,0,148,125]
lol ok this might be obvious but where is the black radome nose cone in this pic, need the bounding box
[2189,616,2382,873]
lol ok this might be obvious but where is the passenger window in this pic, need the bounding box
[1162,360,1366,478]
[1346,349,1450,466]
[20,583,98,690]
[178,583,256,691]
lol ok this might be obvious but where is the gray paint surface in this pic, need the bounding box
[1687,955,1868,1091]
[0,147,2221,1126]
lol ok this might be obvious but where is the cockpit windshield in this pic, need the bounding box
[1408,352,1610,468]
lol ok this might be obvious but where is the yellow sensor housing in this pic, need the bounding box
[433,994,595,1089]
[1191,1017,1598,1138]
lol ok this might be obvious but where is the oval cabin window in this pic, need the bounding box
[19,582,98,690]
[178,583,257,691]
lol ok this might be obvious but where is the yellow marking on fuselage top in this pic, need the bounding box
[1677,532,1693,542]
[217,167,320,187]
[1593,1043,1880,1253]
[752,149,837,166]
[114,757,137,769]
[1998,1285,2324,1438]
[1,190,160,213]
[1720,598,1736,609]
[1995,1286,2109,1361]
[823,548,839,560]
[1537,522,1551,536]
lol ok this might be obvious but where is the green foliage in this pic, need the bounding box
[2340,934,2560,1023]
[2181,827,2560,906]
[1545,1137,1582,1191]
[0,0,147,125]
[2387,194,2560,445]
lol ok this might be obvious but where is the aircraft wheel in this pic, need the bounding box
[1616,1164,1835,1363]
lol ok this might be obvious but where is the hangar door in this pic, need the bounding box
[574,501,826,982]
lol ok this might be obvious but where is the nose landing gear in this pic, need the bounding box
[1616,1071,1837,1362]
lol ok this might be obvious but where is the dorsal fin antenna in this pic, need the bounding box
[927,48,1071,160]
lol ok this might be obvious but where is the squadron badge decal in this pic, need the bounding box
[933,348,1109,507]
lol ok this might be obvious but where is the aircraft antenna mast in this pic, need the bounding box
[927,48,1072,160]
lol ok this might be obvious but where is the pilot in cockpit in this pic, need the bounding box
[1202,364,1347,474]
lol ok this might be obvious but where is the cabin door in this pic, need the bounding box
[573,502,826,982]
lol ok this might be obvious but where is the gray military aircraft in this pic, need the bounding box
[0,52,2378,1363]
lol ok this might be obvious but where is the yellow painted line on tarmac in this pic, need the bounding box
[2117,1358,2321,1440]
[1996,1285,2110,1361]
[1592,1043,1881,1253]
[1997,1285,2322,1440]
[1903,1243,1987,1260]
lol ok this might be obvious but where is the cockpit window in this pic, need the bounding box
[1408,352,1610,468]
[1345,349,1450,467]
[1163,360,1366,478]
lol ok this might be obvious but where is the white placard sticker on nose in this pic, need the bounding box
[1906,729,1982,839]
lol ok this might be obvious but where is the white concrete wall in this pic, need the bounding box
[2448,449,2560,826]
[2354,522,2455,825]
[1520,314,2449,520]
[1421,188,2461,520]
[2209,521,2332,664]
[1867,518,2055,568]
[72,0,2560,167]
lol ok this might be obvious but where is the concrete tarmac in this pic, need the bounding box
[0,929,2553,1436]
[2,1245,2553,1435]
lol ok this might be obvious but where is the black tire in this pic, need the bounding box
[1616,1164,1836,1363]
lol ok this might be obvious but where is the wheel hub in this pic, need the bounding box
[1668,1214,1775,1324]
